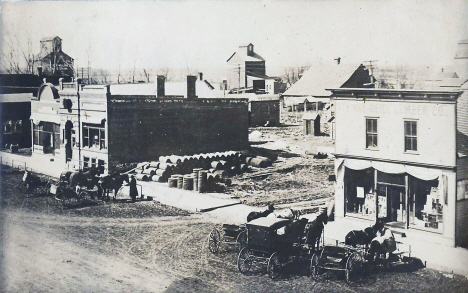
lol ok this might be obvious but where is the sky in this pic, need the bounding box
[1,0,467,79]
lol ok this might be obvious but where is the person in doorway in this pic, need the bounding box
[129,175,138,203]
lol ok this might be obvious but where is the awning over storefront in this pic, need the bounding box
[30,112,61,125]
[340,158,441,181]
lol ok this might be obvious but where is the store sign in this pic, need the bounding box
[341,101,451,117]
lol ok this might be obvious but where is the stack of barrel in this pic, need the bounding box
[134,151,273,194]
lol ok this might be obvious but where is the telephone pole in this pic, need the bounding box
[238,64,241,94]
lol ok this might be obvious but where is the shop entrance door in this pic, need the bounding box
[376,184,405,223]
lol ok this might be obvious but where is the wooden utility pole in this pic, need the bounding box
[238,64,241,94]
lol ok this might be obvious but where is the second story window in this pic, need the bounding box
[404,121,417,152]
[366,118,378,148]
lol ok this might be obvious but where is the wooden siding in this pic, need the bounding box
[457,90,468,155]
[456,197,468,248]
[249,100,280,126]
[457,157,468,180]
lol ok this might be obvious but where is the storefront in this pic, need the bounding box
[338,158,447,233]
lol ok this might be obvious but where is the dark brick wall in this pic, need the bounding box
[107,96,249,169]
[249,100,280,127]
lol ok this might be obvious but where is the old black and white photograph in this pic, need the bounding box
[1,0,468,292]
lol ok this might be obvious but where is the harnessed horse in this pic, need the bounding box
[344,227,377,248]
[303,212,328,252]
[98,173,129,201]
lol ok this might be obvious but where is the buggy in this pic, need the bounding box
[46,171,99,206]
[310,238,412,286]
[237,216,316,279]
[208,224,247,253]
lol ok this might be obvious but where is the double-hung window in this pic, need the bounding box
[366,118,378,149]
[404,121,417,152]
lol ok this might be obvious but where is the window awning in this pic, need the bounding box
[342,158,440,181]
[30,112,61,124]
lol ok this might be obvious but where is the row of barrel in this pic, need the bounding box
[134,151,273,192]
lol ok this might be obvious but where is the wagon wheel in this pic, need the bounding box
[310,252,323,281]
[79,190,92,204]
[208,228,221,253]
[19,182,34,198]
[237,247,253,274]
[40,181,52,197]
[66,189,80,206]
[346,252,364,286]
[46,185,63,206]
[236,230,247,252]
[267,252,281,279]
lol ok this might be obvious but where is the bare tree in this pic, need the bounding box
[283,65,310,87]
[159,67,173,81]
[1,33,35,74]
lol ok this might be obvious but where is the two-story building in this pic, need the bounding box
[29,76,249,176]
[330,88,466,247]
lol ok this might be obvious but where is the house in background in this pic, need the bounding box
[282,63,371,136]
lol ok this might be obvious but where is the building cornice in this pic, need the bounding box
[327,88,462,102]
[333,153,457,171]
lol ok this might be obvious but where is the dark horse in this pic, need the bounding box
[303,212,328,252]
[344,227,377,248]
[66,167,100,189]
[22,171,43,189]
[247,203,275,222]
[284,217,309,244]
[98,172,129,201]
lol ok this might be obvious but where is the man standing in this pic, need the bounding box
[129,175,138,203]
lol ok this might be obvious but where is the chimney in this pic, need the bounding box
[199,72,203,81]
[157,75,165,98]
[187,75,197,99]
[37,66,43,77]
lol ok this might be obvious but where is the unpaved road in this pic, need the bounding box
[3,208,468,293]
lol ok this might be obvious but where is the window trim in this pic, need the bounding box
[404,119,418,154]
[365,117,379,150]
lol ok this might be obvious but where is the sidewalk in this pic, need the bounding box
[126,180,468,277]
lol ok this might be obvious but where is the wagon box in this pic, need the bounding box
[246,217,291,251]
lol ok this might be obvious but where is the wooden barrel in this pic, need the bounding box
[149,161,160,168]
[229,165,240,176]
[245,157,254,165]
[169,155,182,164]
[192,172,199,191]
[155,169,167,177]
[177,175,184,189]
[240,164,248,172]
[192,168,202,191]
[183,175,194,190]
[142,168,157,176]
[168,177,178,188]
[211,161,222,169]
[135,174,149,181]
[248,157,268,168]
[213,169,229,177]
[198,171,208,193]
[152,175,163,182]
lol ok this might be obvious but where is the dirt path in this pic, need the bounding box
[1,211,177,293]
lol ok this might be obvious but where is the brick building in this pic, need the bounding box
[29,76,249,174]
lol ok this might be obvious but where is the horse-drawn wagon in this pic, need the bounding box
[311,225,412,286]
[208,224,247,253]
[237,213,325,279]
